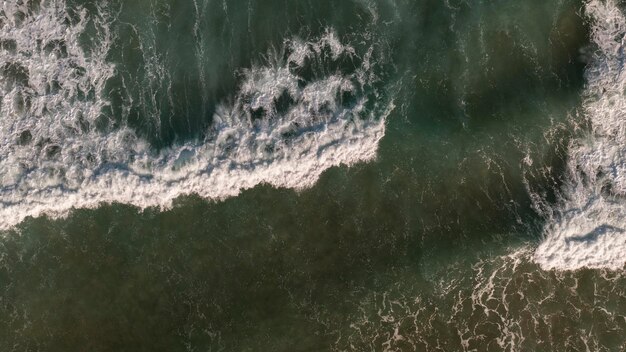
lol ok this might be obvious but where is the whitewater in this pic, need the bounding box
[0,0,392,230]
[536,0,626,270]
[6,0,625,274]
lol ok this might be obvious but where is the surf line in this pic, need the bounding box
[535,0,626,270]
[0,1,393,231]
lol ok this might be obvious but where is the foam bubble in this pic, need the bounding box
[535,0,626,270]
[0,0,393,230]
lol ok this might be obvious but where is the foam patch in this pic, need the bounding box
[535,0,626,270]
[0,0,393,230]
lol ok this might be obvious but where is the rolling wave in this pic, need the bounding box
[0,0,393,230]
[535,0,626,270]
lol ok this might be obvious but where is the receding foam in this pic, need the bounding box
[0,0,393,230]
[535,0,626,270]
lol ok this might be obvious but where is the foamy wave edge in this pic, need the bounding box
[0,0,393,230]
[535,0,626,270]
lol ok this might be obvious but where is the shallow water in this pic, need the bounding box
[2,0,626,351]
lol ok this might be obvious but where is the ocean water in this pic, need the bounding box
[3,0,626,350]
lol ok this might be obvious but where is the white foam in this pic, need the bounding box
[535,0,626,270]
[0,0,392,230]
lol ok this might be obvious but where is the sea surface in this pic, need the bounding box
[2,0,626,350]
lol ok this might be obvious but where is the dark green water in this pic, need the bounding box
[3,0,626,351]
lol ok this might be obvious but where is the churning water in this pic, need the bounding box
[3,0,626,351]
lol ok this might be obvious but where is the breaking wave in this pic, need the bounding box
[535,0,626,270]
[0,0,393,230]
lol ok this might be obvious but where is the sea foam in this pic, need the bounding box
[535,0,626,270]
[0,0,392,230]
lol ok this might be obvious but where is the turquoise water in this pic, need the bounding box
[3,0,626,350]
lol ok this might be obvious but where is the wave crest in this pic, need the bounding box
[535,0,626,270]
[0,0,394,230]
